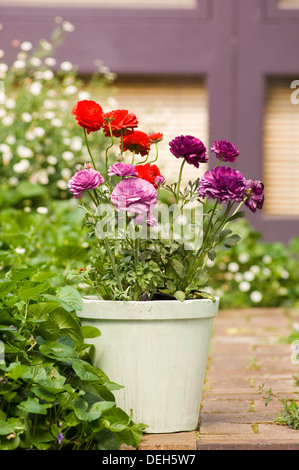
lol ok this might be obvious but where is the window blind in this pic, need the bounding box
[3,0,197,8]
[111,77,209,184]
[263,77,299,216]
[278,0,299,9]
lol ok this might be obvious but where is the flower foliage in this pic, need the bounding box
[0,268,145,450]
[66,98,264,302]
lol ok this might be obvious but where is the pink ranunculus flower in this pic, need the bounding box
[108,162,138,177]
[68,168,104,199]
[111,177,158,215]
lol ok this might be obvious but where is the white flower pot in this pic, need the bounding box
[77,296,219,434]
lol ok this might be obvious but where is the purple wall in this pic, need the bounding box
[1,0,299,242]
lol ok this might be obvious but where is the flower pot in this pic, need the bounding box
[77,296,219,434]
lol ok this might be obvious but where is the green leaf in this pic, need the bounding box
[72,359,107,382]
[174,291,185,302]
[39,340,78,361]
[171,259,186,279]
[44,285,83,312]
[17,398,52,415]
[49,308,83,344]
[81,325,101,339]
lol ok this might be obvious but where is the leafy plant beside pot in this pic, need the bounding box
[66,99,264,433]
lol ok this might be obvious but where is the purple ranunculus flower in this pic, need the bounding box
[111,177,158,215]
[68,168,104,199]
[197,166,246,204]
[133,212,157,227]
[169,135,208,168]
[211,140,240,163]
[108,162,138,177]
[244,180,264,213]
[154,175,165,186]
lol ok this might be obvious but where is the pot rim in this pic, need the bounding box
[77,296,220,321]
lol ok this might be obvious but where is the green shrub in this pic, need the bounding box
[0,267,145,450]
[0,19,115,209]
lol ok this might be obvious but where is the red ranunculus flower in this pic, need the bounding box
[103,109,138,137]
[136,163,163,189]
[148,132,163,144]
[122,130,151,157]
[71,100,104,134]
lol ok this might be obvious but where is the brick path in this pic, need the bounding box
[136,308,299,450]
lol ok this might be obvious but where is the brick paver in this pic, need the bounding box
[135,308,299,450]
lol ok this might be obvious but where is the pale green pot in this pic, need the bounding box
[77,296,219,434]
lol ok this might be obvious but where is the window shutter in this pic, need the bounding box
[112,77,209,183]
[263,78,299,215]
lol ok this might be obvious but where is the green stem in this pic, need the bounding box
[131,150,136,165]
[146,143,159,164]
[176,159,186,202]
[84,128,96,169]
[105,122,114,172]
[104,238,123,291]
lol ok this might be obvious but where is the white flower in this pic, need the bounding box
[64,85,77,95]
[262,255,272,264]
[262,267,271,277]
[25,131,35,141]
[228,262,239,273]
[51,118,62,127]
[250,265,260,274]
[40,40,53,51]
[44,111,55,120]
[62,151,74,161]
[29,82,42,96]
[30,57,42,67]
[243,271,255,282]
[78,91,90,101]
[17,145,33,158]
[8,176,19,186]
[57,180,68,190]
[70,136,82,151]
[13,59,26,69]
[250,291,262,303]
[61,168,71,179]
[60,61,73,72]
[239,281,251,292]
[47,155,57,165]
[24,207,31,213]
[44,57,56,67]
[280,269,289,279]
[47,90,57,98]
[36,206,48,214]
[2,116,14,126]
[21,112,32,123]
[46,166,56,175]
[0,109,6,119]
[33,127,45,138]
[0,143,11,154]
[15,247,25,254]
[5,99,16,109]
[238,253,250,264]
[43,70,54,80]
[62,21,75,32]
[0,62,8,79]
[0,49,4,59]
[6,135,16,145]
[13,159,30,173]
[234,273,243,282]
[20,41,32,51]
[43,99,55,109]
